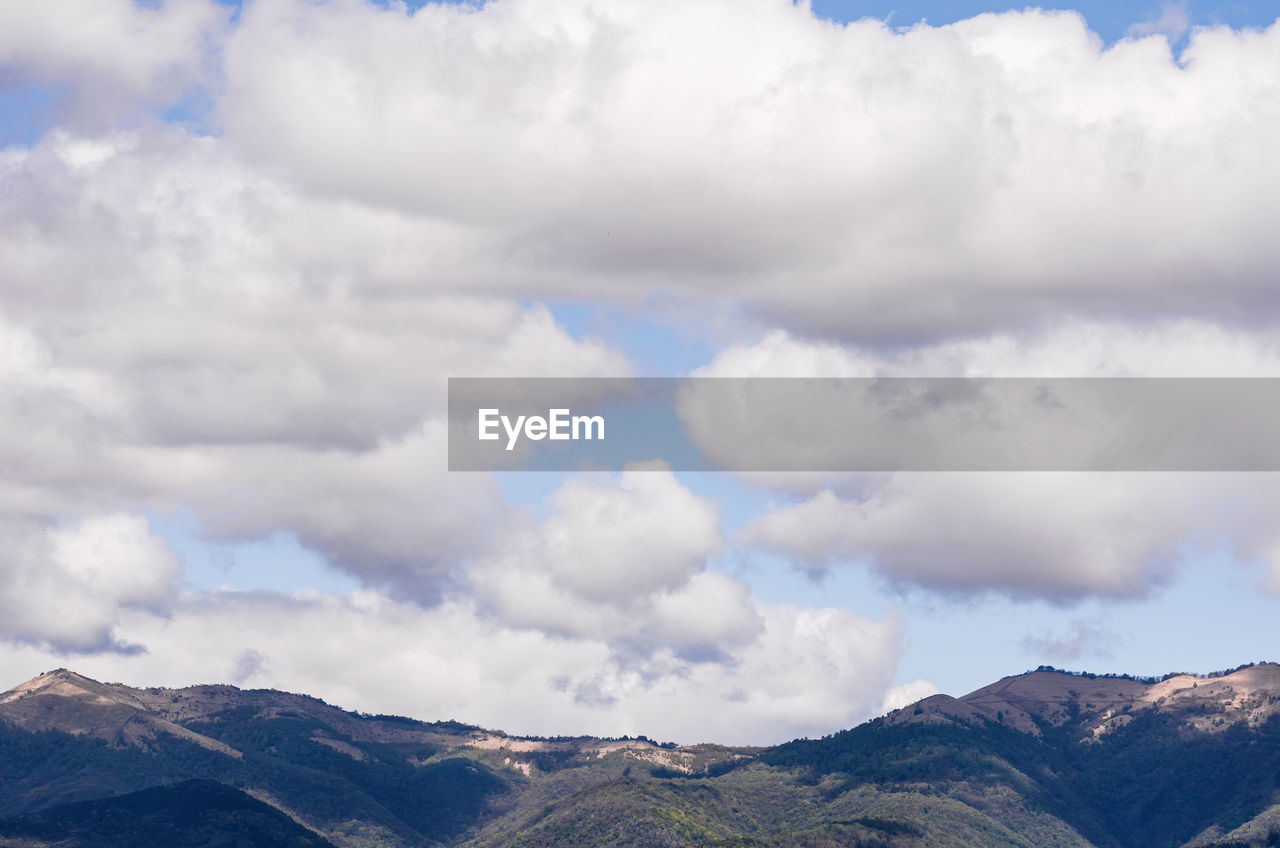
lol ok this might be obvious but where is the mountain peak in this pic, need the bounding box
[0,669,242,758]
[0,668,111,705]
[883,662,1280,737]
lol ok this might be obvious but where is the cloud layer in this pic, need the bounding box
[210,0,1280,341]
[0,130,630,608]
[705,328,1280,598]
[0,586,902,746]
[4,0,1280,738]
[11,1,1280,341]
[0,514,178,652]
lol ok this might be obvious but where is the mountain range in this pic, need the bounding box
[2,663,1279,847]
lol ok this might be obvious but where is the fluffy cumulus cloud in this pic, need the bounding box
[742,475,1203,599]
[5,0,1280,737]
[0,0,227,130]
[6,1,1280,340]
[0,514,178,652]
[0,68,904,734]
[706,327,1280,598]
[740,468,1280,601]
[0,129,629,604]
[881,679,941,714]
[0,589,902,745]
[0,130,629,450]
[471,466,761,659]
[210,0,1280,340]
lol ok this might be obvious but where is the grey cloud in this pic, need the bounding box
[1022,618,1122,663]
[741,476,1196,600]
[7,0,1280,711]
[230,648,269,685]
[7,4,1280,342]
[468,468,762,658]
[0,1,228,132]
[0,513,179,653]
[0,131,630,618]
[210,1,1280,341]
[1126,2,1192,41]
[0,589,904,745]
[713,327,1280,600]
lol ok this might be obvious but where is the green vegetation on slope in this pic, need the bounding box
[764,708,1280,848]
[8,669,1280,848]
[0,779,335,848]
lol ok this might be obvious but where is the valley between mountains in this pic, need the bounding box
[3,664,1280,848]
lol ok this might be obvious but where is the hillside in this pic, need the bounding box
[0,779,336,848]
[3,665,1280,847]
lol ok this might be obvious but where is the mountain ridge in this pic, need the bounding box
[11,661,1280,746]
[882,661,1280,738]
[4,663,1280,848]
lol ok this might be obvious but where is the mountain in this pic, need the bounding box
[882,664,1280,738]
[2,664,1280,847]
[0,778,336,848]
[770,663,1280,848]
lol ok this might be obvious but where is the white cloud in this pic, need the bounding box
[0,0,227,130]
[1127,3,1192,43]
[0,129,630,607]
[738,465,1280,602]
[881,678,940,713]
[526,465,722,602]
[4,0,1280,732]
[203,1,1280,340]
[711,326,1280,598]
[156,422,508,601]
[0,590,901,745]
[0,131,630,449]
[0,513,179,652]
[6,4,1280,340]
[697,322,1280,381]
[743,476,1203,599]
[693,330,879,380]
[470,466,756,658]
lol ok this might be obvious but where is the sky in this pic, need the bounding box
[2,0,1280,746]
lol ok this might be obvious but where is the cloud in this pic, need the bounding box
[163,422,508,602]
[5,5,1280,613]
[1127,3,1193,42]
[495,465,723,603]
[0,148,921,744]
[0,589,902,745]
[6,3,1280,342]
[697,322,1280,381]
[0,466,888,745]
[712,326,1280,599]
[0,129,630,608]
[881,678,940,713]
[0,0,228,130]
[1021,617,1122,663]
[743,471,1280,601]
[0,513,178,652]
[229,648,269,686]
[470,466,758,659]
[4,0,1280,731]
[0,131,630,449]
[208,1,1280,341]
[742,476,1203,599]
